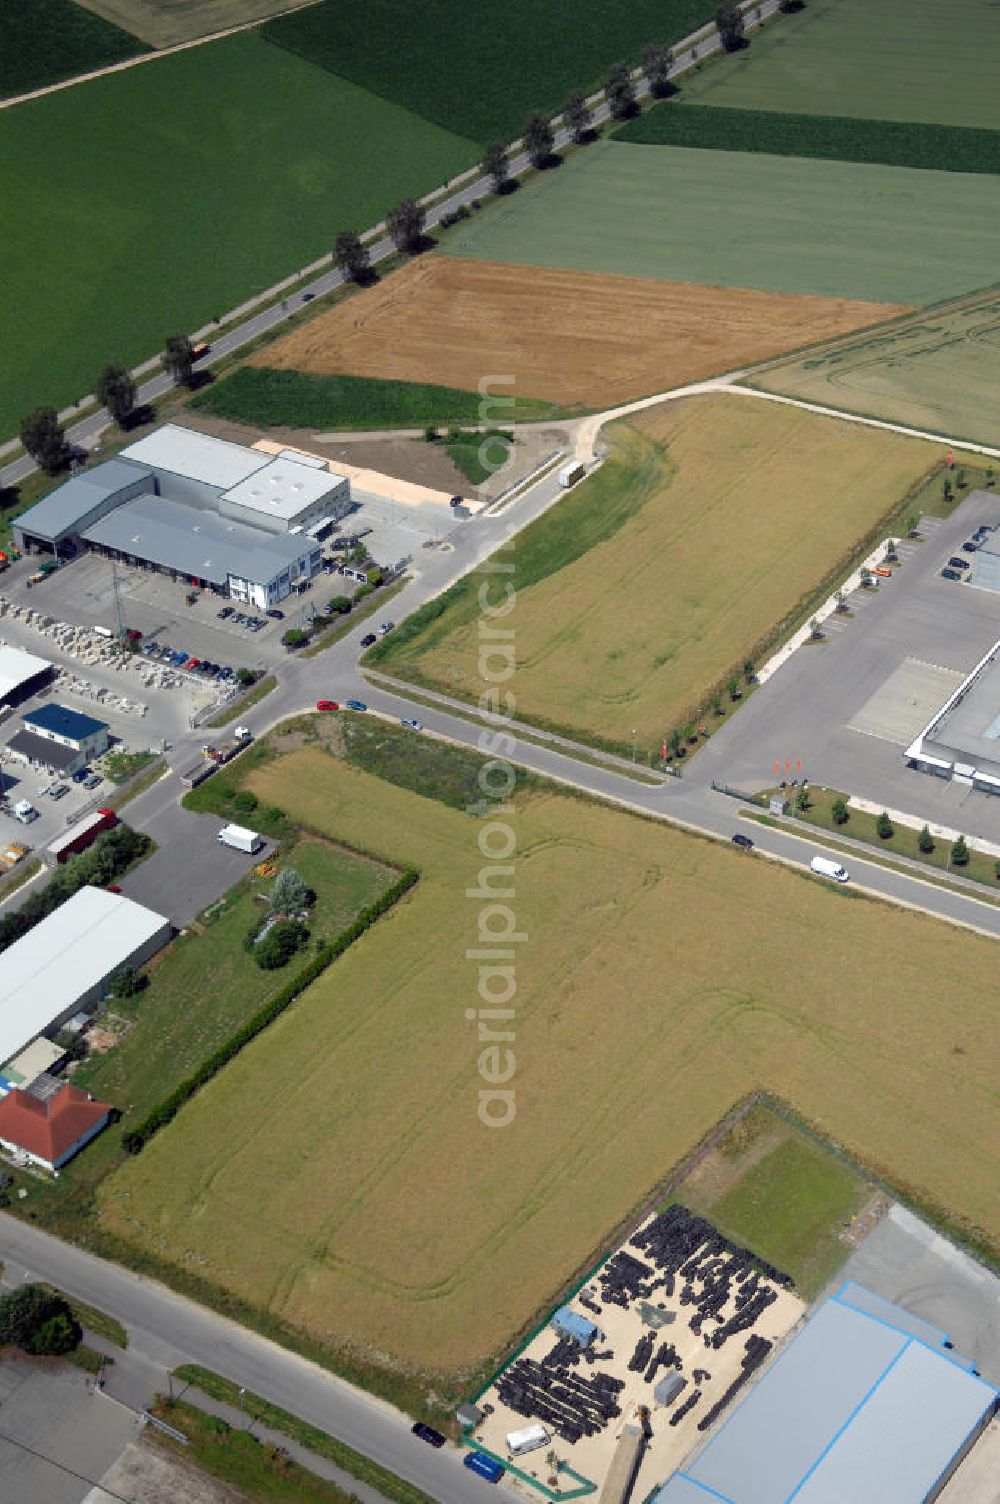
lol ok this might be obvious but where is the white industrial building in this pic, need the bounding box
[906,639,1000,794]
[13,424,352,607]
[0,887,171,1091]
[0,644,52,708]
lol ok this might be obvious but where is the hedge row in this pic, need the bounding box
[615,103,1000,175]
[122,867,418,1154]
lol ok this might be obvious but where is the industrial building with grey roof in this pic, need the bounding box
[654,1283,998,1504]
[13,425,352,608]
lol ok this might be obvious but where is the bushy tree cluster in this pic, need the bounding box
[256,919,308,971]
[0,1286,79,1356]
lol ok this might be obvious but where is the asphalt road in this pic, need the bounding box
[0,0,780,487]
[0,1216,523,1504]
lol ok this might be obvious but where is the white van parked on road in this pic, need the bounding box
[810,855,850,883]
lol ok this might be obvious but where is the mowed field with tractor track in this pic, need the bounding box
[98,745,1000,1377]
[256,256,911,408]
[372,395,939,755]
[752,293,1000,451]
[442,139,1000,307]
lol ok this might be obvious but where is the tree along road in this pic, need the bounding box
[0,0,782,486]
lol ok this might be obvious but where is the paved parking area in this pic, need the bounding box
[0,1351,144,1504]
[696,491,1000,838]
[830,1203,1000,1385]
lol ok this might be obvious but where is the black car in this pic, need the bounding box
[947,556,969,569]
[411,1423,446,1449]
[361,632,377,647]
[731,832,754,850]
[217,606,234,619]
[962,540,978,553]
[267,609,284,620]
[941,567,962,581]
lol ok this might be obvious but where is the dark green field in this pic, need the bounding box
[192,368,559,430]
[616,103,1000,175]
[262,0,714,141]
[0,0,146,100]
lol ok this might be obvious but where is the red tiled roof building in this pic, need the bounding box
[0,1084,111,1172]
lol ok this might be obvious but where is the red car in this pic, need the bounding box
[316,699,339,712]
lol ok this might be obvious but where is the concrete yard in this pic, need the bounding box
[694,491,1000,838]
[468,1210,803,1501]
[938,1417,1000,1504]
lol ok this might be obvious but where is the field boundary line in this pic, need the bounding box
[0,0,320,112]
[716,385,1000,458]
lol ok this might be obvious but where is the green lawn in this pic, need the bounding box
[59,835,395,1204]
[681,0,1000,130]
[616,103,1000,175]
[0,32,477,438]
[686,1135,872,1298]
[262,0,715,142]
[192,368,560,430]
[0,0,146,100]
[441,138,1000,304]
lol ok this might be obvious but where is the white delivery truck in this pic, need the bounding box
[558,461,585,489]
[13,800,39,825]
[217,823,263,855]
[810,855,850,883]
[505,1424,550,1457]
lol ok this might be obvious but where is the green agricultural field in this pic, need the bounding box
[262,0,715,143]
[682,0,1000,130]
[0,32,477,438]
[752,294,1000,451]
[192,368,559,430]
[441,139,1000,305]
[369,394,938,755]
[0,0,146,101]
[95,739,1000,1384]
[616,103,1000,176]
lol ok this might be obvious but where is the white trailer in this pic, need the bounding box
[217,823,263,854]
[810,854,850,883]
[558,461,585,489]
[505,1424,550,1457]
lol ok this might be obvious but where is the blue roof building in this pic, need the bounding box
[552,1306,598,1348]
[654,1283,997,1504]
[23,704,108,747]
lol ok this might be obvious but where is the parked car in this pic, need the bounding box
[49,783,69,800]
[266,609,284,620]
[731,832,754,850]
[872,566,892,578]
[360,633,377,648]
[125,628,142,641]
[217,606,234,619]
[401,718,423,731]
[378,621,395,636]
[947,556,970,569]
[345,699,367,712]
[83,774,102,790]
[941,567,962,581]
[962,540,979,553]
[316,699,339,712]
[411,1423,446,1449]
[187,657,201,671]
[71,768,90,784]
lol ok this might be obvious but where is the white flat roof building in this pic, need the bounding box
[121,423,270,492]
[219,458,350,535]
[0,887,171,1082]
[0,645,51,704]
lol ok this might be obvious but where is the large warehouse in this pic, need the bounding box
[0,644,51,708]
[0,887,171,1090]
[906,639,1000,793]
[654,1283,997,1504]
[13,425,352,607]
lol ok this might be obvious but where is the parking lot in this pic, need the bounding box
[696,490,1000,839]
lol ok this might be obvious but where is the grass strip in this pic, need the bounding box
[207,675,277,728]
[38,1283,127,1348]
[102,749,156,785]
[154,1397,358,1504]
[170,1370,437,1504]
[107,758,167,810]
[615,102,1000,175]
[191,368,562,432]
[66,1345,113,1376]
[0,857,42,904]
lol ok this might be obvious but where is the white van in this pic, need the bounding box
[505,1424,550,1457]
[810,855,850,883]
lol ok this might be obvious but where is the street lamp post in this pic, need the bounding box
[239,1386,246,1428]
[631,729,637,765]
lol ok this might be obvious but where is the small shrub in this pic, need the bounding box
[233,790,258,815]
[951,834,969,867]
[831,797,849,825]
[33,1312,79,1357]
[795,785,811,812]
[918,825,934,854]
[876,811,894,840]
[110,965,147,999]
[255,919,308,971]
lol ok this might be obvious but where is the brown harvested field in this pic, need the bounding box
[254,255,913,407]
[76,0,309,48]
[98,747,1000,1380]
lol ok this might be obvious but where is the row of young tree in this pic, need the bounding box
[0,823,152,956]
